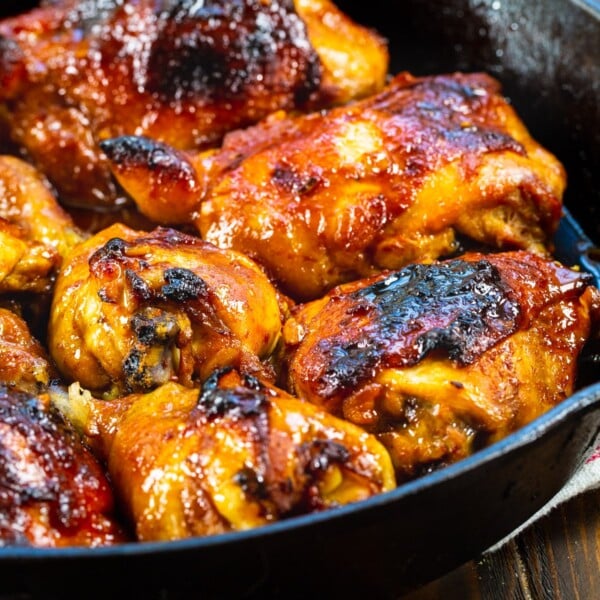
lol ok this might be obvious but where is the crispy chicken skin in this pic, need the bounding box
[0,155,82,294]
[0,0,387,211]
[0,389,125,547]
[103,72,565,300]
[293,0,388,105]
[0,307,56,394]
[54,368,395,541]
[283,251,600,481]
[49,224,288,396]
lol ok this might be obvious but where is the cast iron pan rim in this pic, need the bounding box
[2,380,599,562]
[572,0,600,16]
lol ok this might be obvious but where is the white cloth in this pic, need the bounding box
[486,433,600,552]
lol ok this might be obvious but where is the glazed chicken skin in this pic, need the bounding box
[0,155,82,294]
[103,72,565,301]
[282,251,600,481]
[0,0,387,211]
[0,388,126,547]
[54,368,395,541]
[0,307,57,395]
[49,224,288,397]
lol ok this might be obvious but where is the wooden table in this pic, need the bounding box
[404,489,600,599]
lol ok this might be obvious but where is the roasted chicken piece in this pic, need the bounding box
[53,368,395,541]
[0,388,126,547]
[0,155,82,294]
[49,224,289,397]
[282,251,600,481]
[0,0,388,211]
[0,307,57,394]
[104,72,565,301]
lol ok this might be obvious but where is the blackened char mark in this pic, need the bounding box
[0,392,60,506]
[196,367,269,420]
[272,163,321,196]
[161,268,208,302]
[99,136,199,187]
[146,0,321,104]
[290,439,352,513]
[318,259,520,397]
[125,269,153,303]
[131,309,180,345]
[89,237,139,303]
[299,439,351,475]
[234,466,268,501]
[198,369,274,516]
[441,128,523,156]
[89,237,129,265]
[122,349,153,392]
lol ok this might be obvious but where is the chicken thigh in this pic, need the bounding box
[54,368,395,541]
[0,388,126,547]
[49,224,288,396]
[0,0,387,211]
[104,72,565,300]
[283,251,600,481]
[0,155,82,294]
[0,307,57,394]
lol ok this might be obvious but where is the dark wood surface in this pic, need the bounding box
[403,488,600,599]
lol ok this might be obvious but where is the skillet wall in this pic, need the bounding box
[1,0,599,243]
[338,0,600,244]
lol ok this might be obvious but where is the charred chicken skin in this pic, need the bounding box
[54,368,395,541]
[0,0,387,211]
[0,388,125,547]
[48,224,288,396]
[0,155,82,294]
[283,251,600,481]
[103,72,565,301]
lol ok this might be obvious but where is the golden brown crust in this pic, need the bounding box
[0,1,596,549]
[0,307,56,394]
[102,72,565,301]
[0,389,126,547]
[295,0,388,104]
[63,370,394,541]
[283,251,598,480]
[195,72,565,300]
[0,0,388,210]
[0,156,83,294]
[48,224,289,395]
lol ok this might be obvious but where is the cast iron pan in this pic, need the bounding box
[0,1,599,598]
